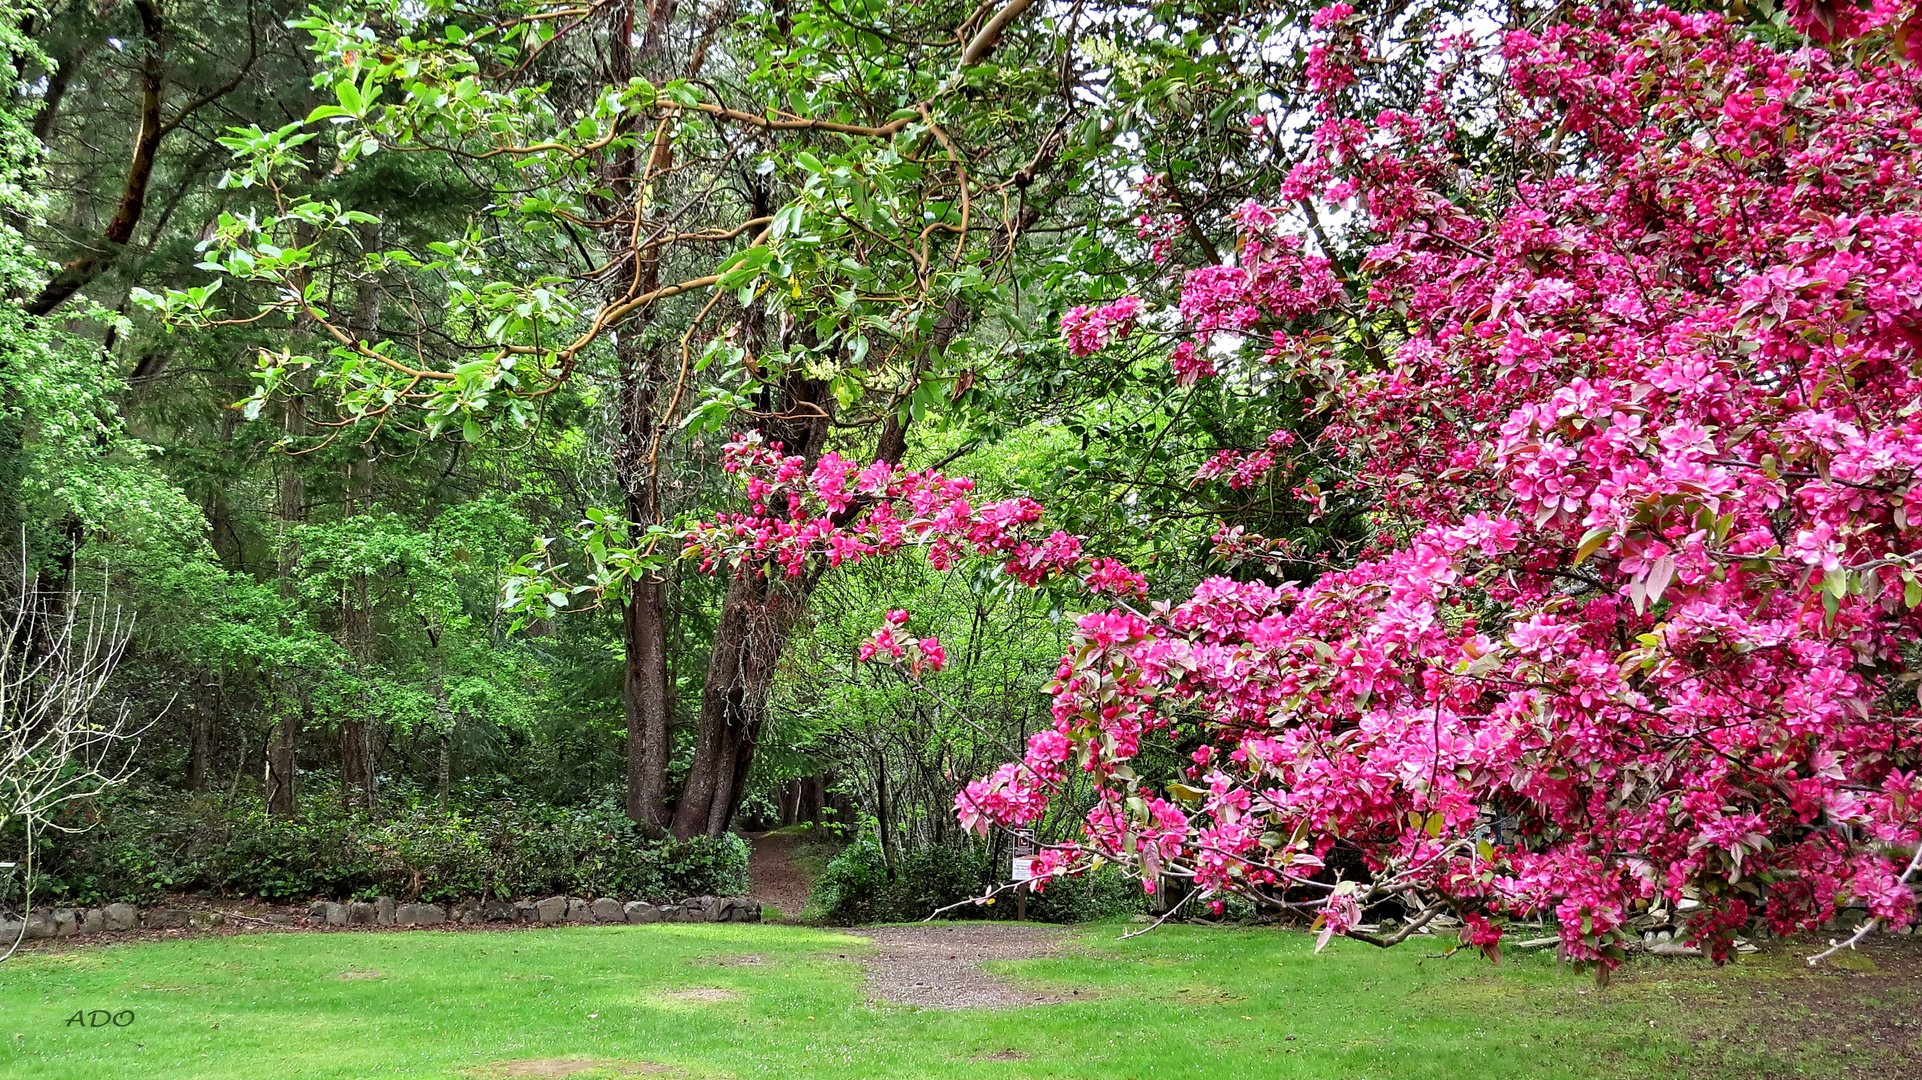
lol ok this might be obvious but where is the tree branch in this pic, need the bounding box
[27,0,166,316]
[960,0,1035,66]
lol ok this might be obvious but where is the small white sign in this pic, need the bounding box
[1011,856,1037,882]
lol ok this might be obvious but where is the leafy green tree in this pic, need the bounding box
[147,0,1121,837]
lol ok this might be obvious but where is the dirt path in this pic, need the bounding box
[744,831,815,919]
[853,923,1069,1008]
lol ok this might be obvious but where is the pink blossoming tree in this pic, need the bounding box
[692,3,1922,973]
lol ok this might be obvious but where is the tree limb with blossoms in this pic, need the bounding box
[681,431,1148,602]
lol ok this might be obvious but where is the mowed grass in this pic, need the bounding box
[0,921,1908,1079]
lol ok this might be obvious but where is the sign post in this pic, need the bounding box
[1011,837,1037,921]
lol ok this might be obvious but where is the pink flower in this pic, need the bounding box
[1461,912,1503,948]
[1310,2,1356,31]
[1083,557,1148,598]
[1061,295,1145,357]
[857,625,905,663]
[1169,341,1217,385]
[1023,729,1074,784]
[1076,610,1149,649]
[912,636,946,675]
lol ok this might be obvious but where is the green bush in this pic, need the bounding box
[809,838,891,924]
[807,838,1143,925]
[878,844,993,921]
[1026,862,1148,923]
[12,790,749,906]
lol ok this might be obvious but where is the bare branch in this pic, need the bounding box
[0,555,146,962]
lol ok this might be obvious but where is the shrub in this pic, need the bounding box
[878,844,992,921]
[807,837,1143,925]
[12,789,749,906]
[809,837,890,924]
[1025,862,1146,923]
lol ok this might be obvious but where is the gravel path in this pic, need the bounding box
[744,831,815,919]
[853,923,1069,1008]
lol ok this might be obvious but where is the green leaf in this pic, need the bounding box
[335,78,363,116]
[1573,526,1612,566]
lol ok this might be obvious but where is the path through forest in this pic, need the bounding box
[744,831,815,920]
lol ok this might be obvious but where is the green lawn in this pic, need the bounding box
[0,922,1909,1079]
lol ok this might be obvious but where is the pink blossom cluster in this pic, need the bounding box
[1194,448,1275,489]
[1175,235,1342,340]
[1134,173,1186,265]
[686,432,1143,607]
[1060,295,1145,358]
[1192,431,1301,491]
[1082,557,1148,598]
[1305,2,1365,94]
[1786,0,1919,44]
[955,763,1048,835]
[687,431,1079,586]
[1168,341,1215,385]
[856,610,948,677]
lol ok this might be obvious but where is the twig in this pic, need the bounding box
[923,878,1026,920]
[222,912,276,925]
[1118,887,1199,940]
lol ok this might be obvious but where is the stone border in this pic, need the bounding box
[1,894,760,941]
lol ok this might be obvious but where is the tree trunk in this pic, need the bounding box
[340,717,373,811]
[436,727,452,809]
[875,747,896,876]
[616,337,673,829]
[802,775,826,825]
[340,455,376,813]
[669,360,835,838]
[667,291,963,837]
[265,394,304,817]
[204,406,242,571]
[264,711,297,814]
[26,0,167,316]
[600,0,681,829]
[622,584,672,825]
[187,699,211,792]
[669,566,816,837]
[338,231,384,814]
